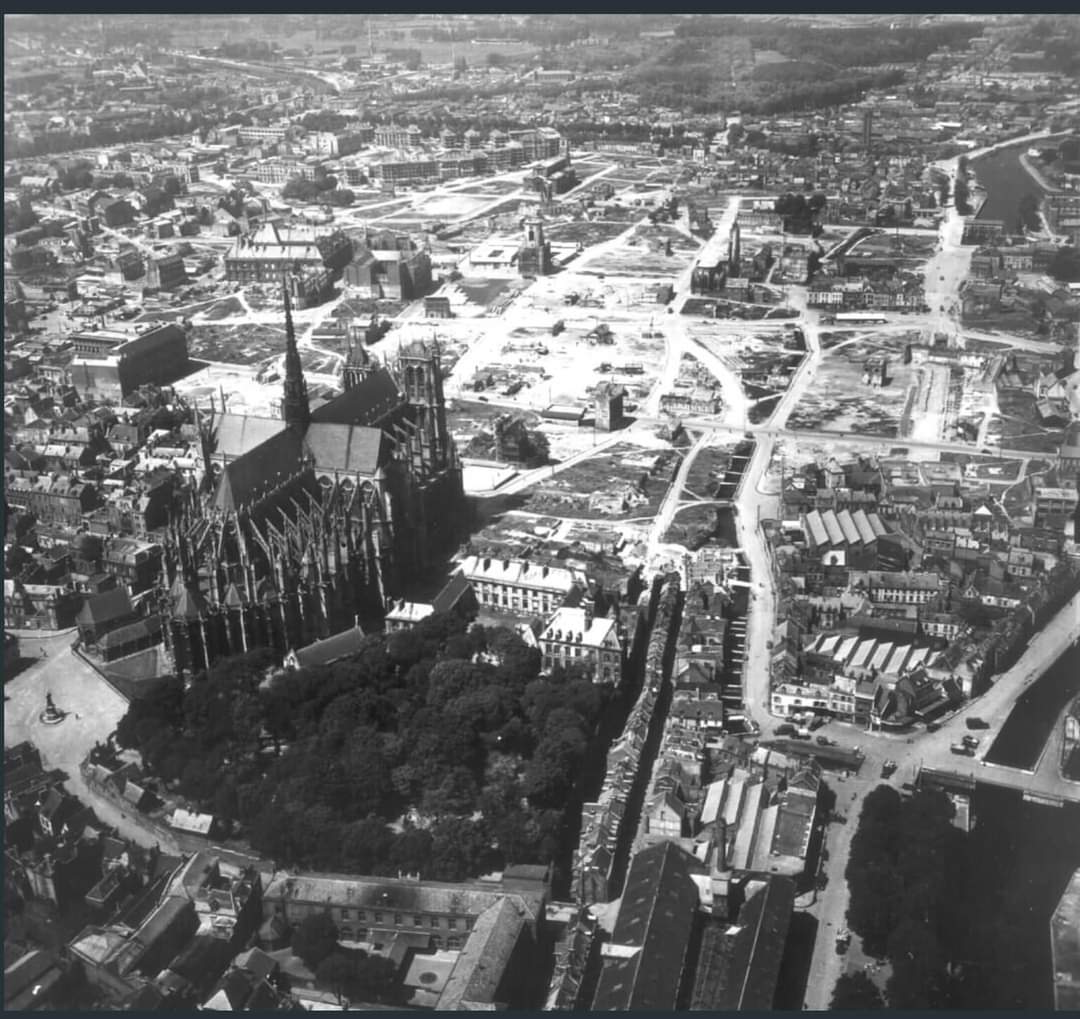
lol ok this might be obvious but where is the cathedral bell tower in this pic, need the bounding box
[398,340,449,471]
[281,284,310,436]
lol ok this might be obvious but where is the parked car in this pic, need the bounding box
[951,742,975,756]
[927,721,942,732]
[962,735,980,749]
[816,736,834,747]
[775,723,796,736]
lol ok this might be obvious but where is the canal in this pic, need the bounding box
[985,640,1080,769]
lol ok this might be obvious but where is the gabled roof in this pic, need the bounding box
[690,875,795,1010]
[436,897,526,1009]
[431,573,475,614]
[172,580,208,621]
[211,413,283,460]
[310,367,402,428]
[213,429,304,513]
[76,587,134,627]
[303,422,386,476]
[592,841,705,1011]
[100,616,162,650]
[291,625,367,669]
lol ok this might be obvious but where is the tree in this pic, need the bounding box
[282,175,321,204]
[317,949,397,1004]
[316,952,356,1006]
[341,817,394,873]
[326,188,355,206]
[317,951,397,1004]
[831,971,885,1009]
[428,816,493,881]
[291,910,339,968]
[1049,245,1080,283]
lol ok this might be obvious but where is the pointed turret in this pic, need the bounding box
[281,283,310,436]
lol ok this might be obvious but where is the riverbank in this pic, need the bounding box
[987,640,1080,770]
[971,142,1051,223]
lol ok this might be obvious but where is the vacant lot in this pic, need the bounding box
[187,323,286,365]
[521,443,682,520]
[788,337,921,438]
[661,502,725,547]
[545,221,631,247]
[201,295,246,321]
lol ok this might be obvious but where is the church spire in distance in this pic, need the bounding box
[281,282,309,436]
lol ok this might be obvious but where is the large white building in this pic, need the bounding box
[539,605,622,684]
[457,555,588,617]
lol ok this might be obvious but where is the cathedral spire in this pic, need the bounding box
[281,282,309,436]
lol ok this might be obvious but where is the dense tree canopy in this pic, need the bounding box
[1050,245,1080,283]
[844,785,957,1007]
[830,971,885,1009]
[113,611,613,879]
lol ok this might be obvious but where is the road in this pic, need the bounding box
[4,634,179,852]
[801,588,1080,1008]
[712,124,1080,1008]
[645,428,716,563]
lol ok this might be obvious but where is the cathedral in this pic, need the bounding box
[162,289,464,674]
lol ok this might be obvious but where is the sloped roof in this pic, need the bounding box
[592,841,705,1011]
[76,587,134,627]
[310,367,402,427]
[291,625,367,669]
[431,573,475,614]
[303,422,386,476]
[211,413,283,460]
[263,873,543,925]
[172,581,208,621]
[436,897,526,1009]
[100,615,162,650]
[690,875,795,1010]
[213,429,304,513]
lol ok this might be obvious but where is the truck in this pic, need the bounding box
[950,742,974,756]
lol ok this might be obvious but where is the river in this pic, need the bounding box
[986,639,1080,769]
[970,141,1049,225]
[943,783,1080,1008]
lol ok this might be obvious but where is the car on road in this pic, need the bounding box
[962,735,980,749]
[951,742,975,756]
[927,721,942,732]
[816,736,835,747]
[881,759,898,778]
[775,723,796,736]
[966,717,990,730]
